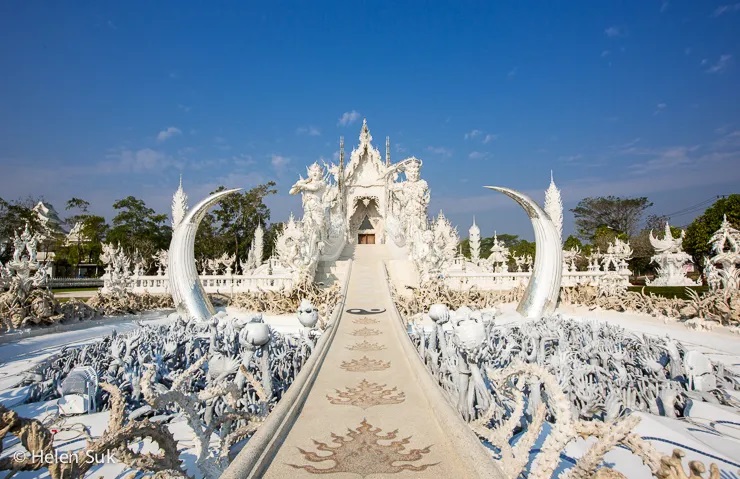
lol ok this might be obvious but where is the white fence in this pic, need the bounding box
[106,273,295,295]
[445,270,628,291]
[48,278,105,289]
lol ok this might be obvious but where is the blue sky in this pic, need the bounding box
[1,1,738,240]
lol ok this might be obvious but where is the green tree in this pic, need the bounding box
[62,199,108,268]
[571,196,653,240]
[106,196,171,263]
[458,238,471,258]
[0,196,48,262]
[684,194,740,264]
[194,211,227,263]
[264,222,284,260]
[563,235,583,251]
[54,198,109,276]
[205,182,278,260]
[590,225,628,253]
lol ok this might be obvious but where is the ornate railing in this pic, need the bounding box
[105,273,295,295]
[445,270,629,290]
[48,277,105,289]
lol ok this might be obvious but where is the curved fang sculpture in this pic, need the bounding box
[168,188,241,322]
[484,186,562,318]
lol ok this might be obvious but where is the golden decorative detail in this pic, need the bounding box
[656,449,720,479]
[327,379,405,409]
[346,340,386,352]
[352,316,379,324]
[340,356,390,372]
[349,327,381,337]
[289,419,438,475]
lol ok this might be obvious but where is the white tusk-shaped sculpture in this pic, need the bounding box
[168,188,241,322]
[484,186,562,318]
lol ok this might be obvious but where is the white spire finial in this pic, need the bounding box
[544,172,563,242]
[171,176,189,229]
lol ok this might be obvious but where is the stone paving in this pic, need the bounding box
[262,245,481,478]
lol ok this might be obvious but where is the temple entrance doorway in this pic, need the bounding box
[358,234,376,244]
[349,197,383,245]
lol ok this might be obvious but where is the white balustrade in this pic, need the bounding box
[445,270,627,291]
[105,273,294,295]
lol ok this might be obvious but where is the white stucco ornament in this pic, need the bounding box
[239,321,271,348]
[453,316,486,352]
[297,298,319,328]
[428,303,450,324]
[646,223,699,287]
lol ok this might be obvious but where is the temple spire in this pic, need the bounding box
[386,136,391,166]
[359,118,372,149]
[339,136,345,169]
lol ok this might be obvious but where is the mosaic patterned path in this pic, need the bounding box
[263,246,479,478]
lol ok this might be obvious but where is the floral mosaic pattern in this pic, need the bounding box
[289,419,438,475]
[327,379,405,409]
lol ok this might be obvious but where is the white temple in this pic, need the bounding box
[288,119,431,251]
[282,119,451,284]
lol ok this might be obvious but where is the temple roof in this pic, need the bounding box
[344,119,385,186]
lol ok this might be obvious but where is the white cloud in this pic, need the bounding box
[483,134,497,144]
[337,110,361,126]
[468,151,487,160]
[426,146,453,157]
[434,142,740,217]
[507,67,517,78]
[628,145,697,174]
[712,3,740,16]
[271,154,290,172]
[653,103,667,115]
[661,0,670,12]
[611,138,641,150]
[705,54,732,73]
[601,50,611,58]
[297,126,321,136]
[157,126,182,142]
[559,154,584,164]
[464,129,482,140]
[102,148,170,173]
[177,104,191,113]
[604,26,624,38]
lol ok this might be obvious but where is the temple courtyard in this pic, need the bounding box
[1,122,739,479]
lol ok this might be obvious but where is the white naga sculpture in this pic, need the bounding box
[387,157,430,247]
[647,223,700,287]
[168,187,241,322]
[485,186,563,318]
